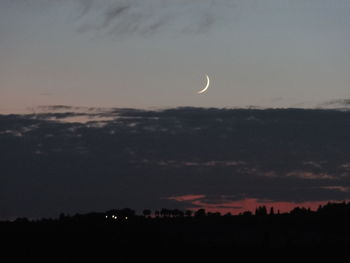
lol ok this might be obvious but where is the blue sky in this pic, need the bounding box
[1,0,350,112]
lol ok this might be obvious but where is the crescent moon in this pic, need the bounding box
[197,74,210,94]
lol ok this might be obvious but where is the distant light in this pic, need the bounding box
[125,217,128,220]
[105,215,108,219]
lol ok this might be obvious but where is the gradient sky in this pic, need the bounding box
[1,0,350,112]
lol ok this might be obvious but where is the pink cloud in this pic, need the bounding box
[167,194,205,202]
[286,171,334,180]
[169,194,350,215]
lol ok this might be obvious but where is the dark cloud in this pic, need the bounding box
[76,0,223,37]
[102,4,130,28]
[78,0,94,17]
[0,0,233,37]
[1,107,350,218]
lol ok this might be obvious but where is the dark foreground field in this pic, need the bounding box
[2,202,350,248]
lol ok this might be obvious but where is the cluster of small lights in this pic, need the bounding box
[105,215,118,219]
[105,215,129,220]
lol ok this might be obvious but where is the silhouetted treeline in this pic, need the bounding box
[2,202,350,248]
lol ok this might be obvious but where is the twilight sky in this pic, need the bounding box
[1,1,350,219]
[1,0,350,112]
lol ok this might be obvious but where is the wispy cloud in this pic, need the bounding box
[318,99,350,109]
[76,0,231,37]
[286,171,334,180]
[167,194,205,202]
[319,186,350,193]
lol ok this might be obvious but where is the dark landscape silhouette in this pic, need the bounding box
[2,107,350,248]
[2,202,350,248]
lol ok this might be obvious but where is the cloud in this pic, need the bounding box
[286,171,334,180]
[319,186,350,193]
[1,107,350,218]
[167,194,205,202]
[102,3,130,28]
[0,0,222,36]
[78,0,94,17]
[318,99,350,109]
[76,0,228,37]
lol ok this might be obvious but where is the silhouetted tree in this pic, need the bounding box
[171,209,184,218]
[120,208,135,218]
[194,209,206,218]
[106,208,135,219]
[160,208,170,218]
[143,209,152,218]
[59,213,66,221]
[290,207,309,215]
[269,207,275,216]
[255,206,267,216]
[242,211,252,216]
[317,202,350,215]
[208,212,221,217]
[185,210,193,217]
[14,217,29,223]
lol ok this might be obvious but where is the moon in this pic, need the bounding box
[197,74,210,94]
